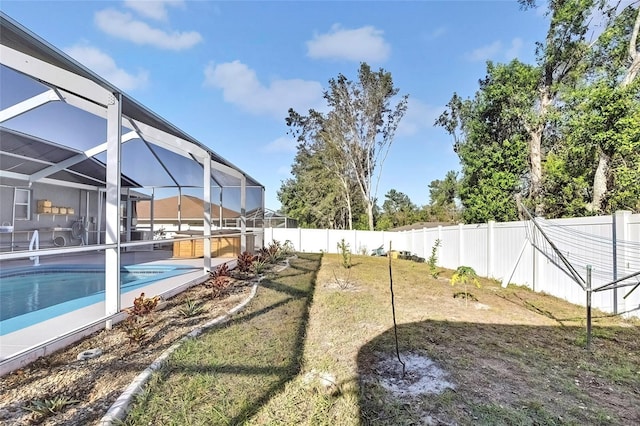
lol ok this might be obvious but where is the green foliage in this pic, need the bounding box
[122,292,159,344]
[380,189,418,229]
[428,171,461,222]
[433,1,640,220]
[451,266,481,306]
[281,240,295,256]
[177,298,204,318]
[437,60,535,223]
[260,240,285,264]
[122,315,149,344]
[251,258,269,275]
[284,63,408,230]
[23,396,79,419]
[427,239,442,278]
[337,238,352,269]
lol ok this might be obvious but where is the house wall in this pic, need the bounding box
[0,179,102,249]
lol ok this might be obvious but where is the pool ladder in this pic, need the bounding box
[29,230,40,266]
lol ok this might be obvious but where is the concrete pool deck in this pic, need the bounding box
[0,249,230,365]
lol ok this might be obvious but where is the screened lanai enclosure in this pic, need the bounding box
[0,13,264,373]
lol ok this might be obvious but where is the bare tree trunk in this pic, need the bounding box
[590,6,639,212]
[344,185,353,230]
[589,149,610,213]
[367,200,374,231]
[622,6,640,87]
[529,88,551,216]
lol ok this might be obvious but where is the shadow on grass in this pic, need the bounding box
[357,319,640,426]
[127,253,322,425]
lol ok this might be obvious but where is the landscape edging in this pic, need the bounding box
[99,277,263,425]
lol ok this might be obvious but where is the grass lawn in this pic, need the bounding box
[123,253,640,425]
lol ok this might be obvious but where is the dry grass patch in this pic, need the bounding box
[262,254,639,426]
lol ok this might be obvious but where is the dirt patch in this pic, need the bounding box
[373,352,455,397]
[0,272,259,426]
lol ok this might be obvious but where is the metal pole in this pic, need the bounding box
[612,214,618,314]
[586,265,592,351]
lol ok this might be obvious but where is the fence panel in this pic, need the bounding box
[267,210,640,317]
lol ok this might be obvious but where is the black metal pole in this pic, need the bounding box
[388,241,406,376]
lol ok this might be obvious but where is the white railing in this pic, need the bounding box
[28,229,39,266]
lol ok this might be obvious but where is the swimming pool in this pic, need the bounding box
[0,264,199,335]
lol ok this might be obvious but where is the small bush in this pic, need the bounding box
[210,263,230,279]
[237,251,255,273]
[267,240,283,263]
[252,258,269,275]
[128,293,160,317]
[428,239,442,278]
[281,240,295,256]
[178,298,204,318]
[23,396,79,419]
[122,315,149,344]
[337,239,351,269]
[211,275,230,299]
[451,266,481,306]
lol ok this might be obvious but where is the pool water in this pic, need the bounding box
[0,264,198,335]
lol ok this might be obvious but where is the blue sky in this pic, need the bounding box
[1,1,549,211]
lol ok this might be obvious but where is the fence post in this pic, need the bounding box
[423,227,428,260]
[326,228,330,253]
[487,220,495,278]
[613,210,631,314]
[458,223,464,266]
[438,225,443,267]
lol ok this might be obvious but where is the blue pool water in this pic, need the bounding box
[0,264,198,335]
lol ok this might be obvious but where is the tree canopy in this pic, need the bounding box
[437,0,640,221]
[281,63,408,230]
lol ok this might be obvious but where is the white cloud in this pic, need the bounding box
[64,43,149,91]
[123,0,185,21]
[265,136,298,153]
[427,26,447,40]
[397,98,443,137]
[504,38,524,60]
[95,9,202,50]
[467,38,524,62]
[467,40,503,62]
[306,24,391,62]
[203,60,324,119]
[277,165,292,176]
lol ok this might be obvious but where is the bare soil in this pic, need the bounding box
[0,273,256,426]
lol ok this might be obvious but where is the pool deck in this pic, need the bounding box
[0,249,230,363]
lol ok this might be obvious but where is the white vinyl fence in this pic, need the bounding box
[266,210,640,318]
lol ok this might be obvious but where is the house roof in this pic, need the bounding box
[392,221,458,232]
[0,12,263,192]
[136,195,240,220]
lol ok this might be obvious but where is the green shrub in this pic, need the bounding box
[337,238,351,269]
[428,239,442,278]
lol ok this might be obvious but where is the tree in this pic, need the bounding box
[287,63,408,230]
[519,0,600,215]
[547,1,640,214]
[277,141,359,229]
[436,60,536,223]
[428,170,460,222]
[583,2,640,212]
[380,189,418,228]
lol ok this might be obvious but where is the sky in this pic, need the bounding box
[1,0,550,211]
